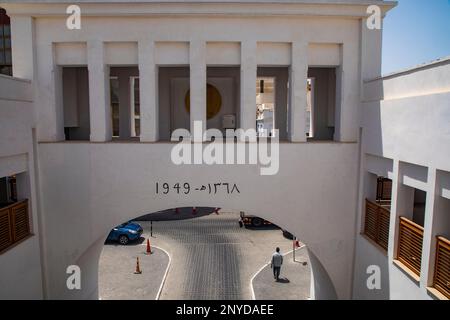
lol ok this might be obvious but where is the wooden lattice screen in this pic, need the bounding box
[433,236,450,299]
[0,200,29,253]
[364,199,390,251]
[397,217,424,276]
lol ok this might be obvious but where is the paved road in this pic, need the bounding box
[141,212,294,300]
[99,212,308,300]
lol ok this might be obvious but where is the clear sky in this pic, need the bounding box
[382,0,450,74]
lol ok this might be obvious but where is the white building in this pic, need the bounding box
[0,0,448,300]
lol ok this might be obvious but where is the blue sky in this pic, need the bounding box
[382,0,450,74]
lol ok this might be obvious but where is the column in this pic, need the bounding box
[420,168,437,290]
[240,41,257,135]
[336,42,360,142]
[130,77,136,137]
[189,40,206,141]
[388,160,415,260]
[87,40,112,142]
[11,16,35,80]
[118,73,131,139]
[388,160,401,260]
[360,19,382,83]
[35,42,65,141]
[289,41,308,142]
[138,39,158,142]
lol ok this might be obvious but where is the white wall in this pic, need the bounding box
[0,75,44,299]
[353,58,450,300]
[37,142,359,299]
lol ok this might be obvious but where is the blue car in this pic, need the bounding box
[106,221,143,245]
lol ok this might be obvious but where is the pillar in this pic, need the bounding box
[138,39,158,142]
[118,73,131,139]
[87,40,112,142]
[189,40,206,141]
[240,41,257,136]
[289,41,308,142]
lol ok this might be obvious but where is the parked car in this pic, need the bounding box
[239,211,274,228]
[282,229,295,240]
[106,221,143,245]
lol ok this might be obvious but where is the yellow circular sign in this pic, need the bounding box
[185,84,222,120]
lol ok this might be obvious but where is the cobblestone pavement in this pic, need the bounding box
[139,212,296,300]
[252,248,311,300]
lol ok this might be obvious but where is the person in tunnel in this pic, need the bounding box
[270,247,283,281]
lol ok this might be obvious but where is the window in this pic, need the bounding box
[256,77,275,137]
[0,175,30,254]
[364,176,392,251]
[306,68,336,141]
[396,186,426,277]
[110,77,120,137]
[131,77,140,137]
[376,177,392,204]
[0,8,11,76]
[63,67,91,141]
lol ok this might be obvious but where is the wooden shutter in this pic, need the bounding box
[364,199,390,251]
[0,200,30,253]
[397,217,424,276]
[0,206,13,252]
[364,200,378,241]
[378,207,390,251]
[11,200,29,242]
[434,236,450,299]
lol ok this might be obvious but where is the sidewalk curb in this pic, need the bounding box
[152,245,172,300]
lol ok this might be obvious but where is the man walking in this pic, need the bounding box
[271,247,283,281]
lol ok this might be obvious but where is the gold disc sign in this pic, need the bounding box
[185,84,222,120]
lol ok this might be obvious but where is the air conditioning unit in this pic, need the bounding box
[222,114,236,129]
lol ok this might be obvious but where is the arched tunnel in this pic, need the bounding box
[86,207,338,300]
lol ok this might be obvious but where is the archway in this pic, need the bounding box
[93,207,335,300]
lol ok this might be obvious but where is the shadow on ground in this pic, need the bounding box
[134,207,217,221]
[104,236,146,246]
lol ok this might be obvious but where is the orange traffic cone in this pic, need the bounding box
[134,257,142,274]
[146,238,152,255]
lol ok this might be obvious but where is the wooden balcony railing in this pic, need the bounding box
[0,200,30,253]
[397,217,424,277]
[433,236,450,299]
[364,199,391,251]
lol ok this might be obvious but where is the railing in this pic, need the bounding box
[0,200,30,253]
[397,217,424,277]
[433,236,450,299]
[364,199,391,251]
